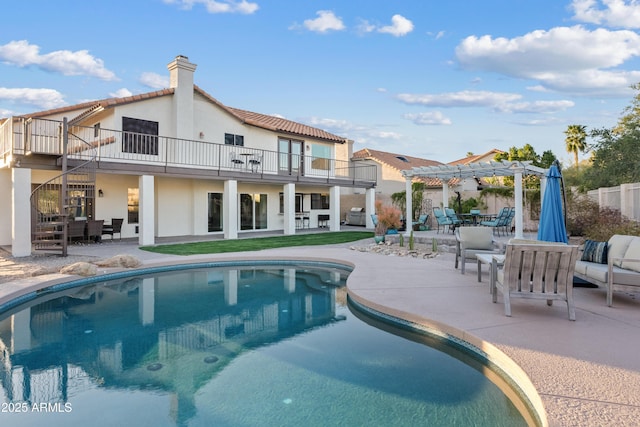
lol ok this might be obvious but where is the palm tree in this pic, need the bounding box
[564,124,587,167]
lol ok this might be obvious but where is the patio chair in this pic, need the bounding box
[480,207,510,235]
[455,226,502,275]
[500,207,516,235]
[248,154,262,172]
[102,218,123,240]
[412,214,429,230]
[433,207,453,234]
[230,152,244,168]
[492,240,579,320]
[67,219,86,243]
[86,219,104,243]
[444,207,463,228]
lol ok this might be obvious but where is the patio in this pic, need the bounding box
[1,230,639,426]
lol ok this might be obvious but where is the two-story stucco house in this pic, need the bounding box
[0,56,377,256]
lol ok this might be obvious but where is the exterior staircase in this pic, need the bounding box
[31,119,97,256]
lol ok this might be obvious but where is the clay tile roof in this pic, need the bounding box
[448,148,504,166]
[228,107,348,143]
[23,89,174,119]
[15,83,347,144]
[352,148,448,186]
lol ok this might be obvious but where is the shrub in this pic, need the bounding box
[566,192,640,240]
[566,193,600,236]
[375,200,402,235]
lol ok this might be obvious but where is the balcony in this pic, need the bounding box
[0,117,376,187]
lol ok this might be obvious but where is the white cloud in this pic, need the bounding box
[140,72,170,89]
[571,0,640,28]
[396,90,522,107]
[301,10,345,33]
[0,40,117,81]
[109,88,133,98]
[356,19,376,35]
[378,14,414,37]
[0,87,66,109]
[163,0,258,14]
[303,116,403,144]
[404,111,452,125]
[493,100,575,114]
[455,25,640,95]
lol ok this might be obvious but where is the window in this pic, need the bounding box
[279,193,303,214]
[122,117,159,155]
[311,144,331,170]
[128,188,139,224]
[94,123,100,138]
[208,193,223,232]
[311,193,330,209]
[225,133,244,146]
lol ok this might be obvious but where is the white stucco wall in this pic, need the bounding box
[0,169,12,245]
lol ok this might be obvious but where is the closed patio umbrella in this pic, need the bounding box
[537,161,568,243]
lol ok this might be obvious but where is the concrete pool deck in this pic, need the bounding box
[1,232,640,426]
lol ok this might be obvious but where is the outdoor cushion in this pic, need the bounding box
[608,235,635,267]
[585,263,609,283]
[611,268,640,286]
[581,240,608,264]
[459,227,495,250]
[621,238,640,273]
[573,260,589,276]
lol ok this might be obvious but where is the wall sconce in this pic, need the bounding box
[98,189,104,198]
[199,131,205,139]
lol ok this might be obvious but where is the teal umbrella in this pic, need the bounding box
[537,162,568,243]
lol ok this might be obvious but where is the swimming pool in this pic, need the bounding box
[0,261,533,426]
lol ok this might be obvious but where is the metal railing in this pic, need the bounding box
[1,117,377,185]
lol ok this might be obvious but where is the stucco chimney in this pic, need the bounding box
[167,55,197,140]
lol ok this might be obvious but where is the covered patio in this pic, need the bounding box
[401,160,548,238]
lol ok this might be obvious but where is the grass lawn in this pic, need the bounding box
[140,231,374,255]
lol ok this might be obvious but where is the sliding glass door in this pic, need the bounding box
[240,193,267,230]
[278,138,303,176]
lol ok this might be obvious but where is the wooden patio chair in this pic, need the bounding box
[492,240,579,320]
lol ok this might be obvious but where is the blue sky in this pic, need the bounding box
[2,0,640,164]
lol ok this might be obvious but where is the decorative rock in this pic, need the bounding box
[94,254,142,268]
[351,242,440,259]
[59,262,98,276]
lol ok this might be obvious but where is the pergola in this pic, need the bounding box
[401,160,548,238]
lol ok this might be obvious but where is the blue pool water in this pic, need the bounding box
[0,262,532,426]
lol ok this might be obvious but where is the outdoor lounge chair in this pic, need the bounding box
[492,240,579,320]
[433,207,453,233]
[454,226,502,275]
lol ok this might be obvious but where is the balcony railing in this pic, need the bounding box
[0,117,376,185]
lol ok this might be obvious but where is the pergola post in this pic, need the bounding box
[404,177,412,237]
[514,171,524,238]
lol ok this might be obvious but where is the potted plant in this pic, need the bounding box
[374,201,402,243]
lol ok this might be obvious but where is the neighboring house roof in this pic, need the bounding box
[18,86,348,144]
[352,148,447,186]
[448,149,504,166]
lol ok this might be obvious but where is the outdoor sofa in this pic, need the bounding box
[573,234,640,306]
